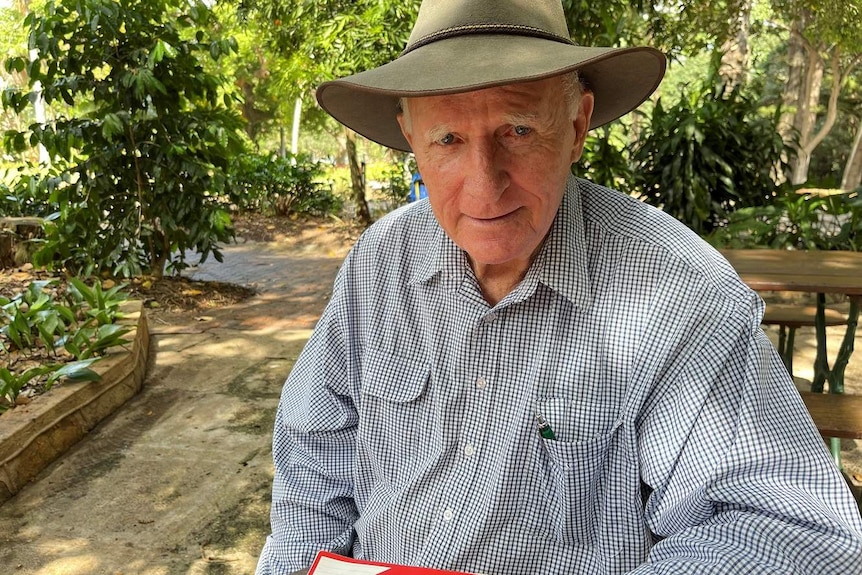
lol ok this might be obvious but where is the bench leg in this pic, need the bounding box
[777,325,796,377]
[831,437,842,468]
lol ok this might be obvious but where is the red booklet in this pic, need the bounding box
[308,551,472,575]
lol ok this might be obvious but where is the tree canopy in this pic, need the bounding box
[0,0,859,276]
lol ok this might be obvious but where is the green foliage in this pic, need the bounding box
[0,168,57,218]
[1,0,247,278]
[633,72,791,235]
[372,161,412,212]
[575,125,635,194]
[1,278,132,410]
[227,153,342,217]
[707,189,862,250]
[0,359,100,412]
[246,0,418,86]
[237,0,419,201]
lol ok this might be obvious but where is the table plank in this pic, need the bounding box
[801,392,862,439]
[721,249,862,295]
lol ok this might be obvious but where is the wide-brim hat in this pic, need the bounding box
[316,0,666,153]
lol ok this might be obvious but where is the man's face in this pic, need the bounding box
[398,76,594,272]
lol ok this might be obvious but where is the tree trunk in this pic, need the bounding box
[775,18,807,184]
[719,0,751,89]
[842,120,862,191]
[345,129,372,227]
[29,48,50,165]
[291,97,302,156]
[789,46,825,185]
[778,19,806,145]
[150,232,168,280]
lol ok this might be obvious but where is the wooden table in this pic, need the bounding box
[722,249,862,464]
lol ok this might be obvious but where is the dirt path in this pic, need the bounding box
[0,222,356,575]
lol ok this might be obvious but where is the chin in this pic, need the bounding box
[464,241,536,267]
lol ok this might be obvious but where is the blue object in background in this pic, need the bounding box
[408,172,428,202]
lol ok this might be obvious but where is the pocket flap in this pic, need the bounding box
[361,348,430,403]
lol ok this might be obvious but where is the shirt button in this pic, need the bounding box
[476,377,488,389]
[442,508,454,522]
[464,442,476,457]
[483,313,497,323]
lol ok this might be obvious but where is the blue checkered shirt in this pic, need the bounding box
[257,176,862,575]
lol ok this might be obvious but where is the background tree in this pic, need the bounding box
[237,0,419,227]
[772,0,862,185]
[1,0,246,278]
[0,0,41,163]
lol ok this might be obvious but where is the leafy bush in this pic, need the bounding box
[372,159,412,211]
[632,76,790,235]
[1,0,246,279]
[575,124,635,194]
[707,189,862,251]
[1,278,133,411]
[227,153,342,217]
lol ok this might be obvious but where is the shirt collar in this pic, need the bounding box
[409,219,463,287]
[408,175,592,311]
[536,175,592,310]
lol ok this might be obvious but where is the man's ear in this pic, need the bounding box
[396,112,414,149]
[570,91,595,164]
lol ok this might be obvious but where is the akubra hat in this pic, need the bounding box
[316,0,667,153]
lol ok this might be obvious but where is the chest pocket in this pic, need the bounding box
[537,397,622,545]
[359,349,442,492]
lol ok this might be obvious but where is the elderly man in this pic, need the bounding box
[256,1,862,574]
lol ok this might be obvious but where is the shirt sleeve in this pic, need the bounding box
[631,295,862,574]
[256,257,360,575]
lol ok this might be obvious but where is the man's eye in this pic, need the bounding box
[513,125,532,136]
[437,133,455,145]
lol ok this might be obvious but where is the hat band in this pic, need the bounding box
[402,23,575,56]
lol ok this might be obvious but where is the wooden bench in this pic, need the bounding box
[761,304,848,377]
[800,392,862,511]
[800,392,862,439]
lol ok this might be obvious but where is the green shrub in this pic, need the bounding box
[1,0,246,279]
[227,153,342,217]
[707,189,862,251]
[632,74,790,235]
[1,278,133,411]
[373,160,412,211]
[575,124,635,194]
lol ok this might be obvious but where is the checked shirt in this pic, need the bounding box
[256,176,862,575]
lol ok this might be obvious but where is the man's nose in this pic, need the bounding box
[465,138,508,199]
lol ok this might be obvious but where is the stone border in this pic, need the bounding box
[0,301,149,504]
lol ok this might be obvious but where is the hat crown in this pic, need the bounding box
[406,0,571,52]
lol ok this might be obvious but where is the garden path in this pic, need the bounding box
[0,221,356,575]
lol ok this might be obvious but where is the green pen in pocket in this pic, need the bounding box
[536,414,556,440]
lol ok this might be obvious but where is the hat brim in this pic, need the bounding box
[316,35,666,152]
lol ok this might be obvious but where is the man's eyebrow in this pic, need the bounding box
[425,125,453,142]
